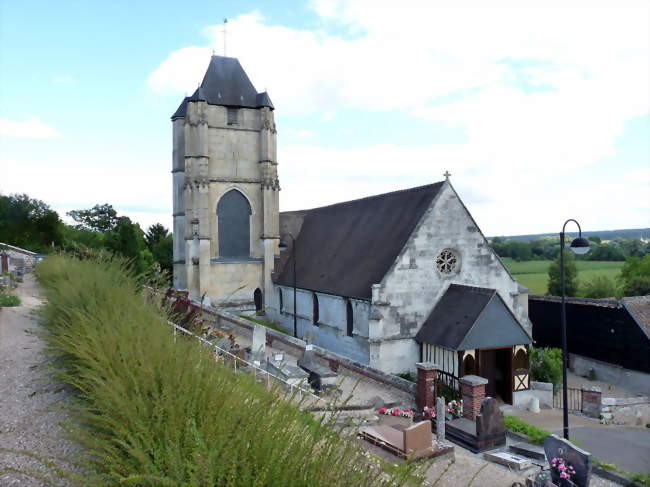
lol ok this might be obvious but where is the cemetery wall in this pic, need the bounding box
[205,306,415,400]
[601,396,650,425]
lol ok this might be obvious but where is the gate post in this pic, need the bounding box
[460,375,488,420]
[416,362,439,411]
[581,386,601,418]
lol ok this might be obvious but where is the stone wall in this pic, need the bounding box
[369,182,531,374]
[570,353,650,396]
[600,396,650,426]
[513,381,553,409]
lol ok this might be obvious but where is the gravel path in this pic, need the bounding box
[0,273,79,486]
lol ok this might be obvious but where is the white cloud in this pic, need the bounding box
[0,118,62,139]
[147,2,649,234]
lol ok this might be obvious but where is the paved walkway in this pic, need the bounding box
[503,406,650,474]
[0,273,78,486]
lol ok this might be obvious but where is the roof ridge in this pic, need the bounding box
[299,181,445,213]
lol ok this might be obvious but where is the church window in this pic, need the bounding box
[227,107,239,125]
[346,300,353,337]
[436,249,459,274]
[312,293,319,326]
[217,190,251,258]
[279,289,284,313]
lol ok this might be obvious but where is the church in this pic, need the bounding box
[171,55,532,404]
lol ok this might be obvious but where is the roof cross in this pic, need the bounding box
[444,170,451,181]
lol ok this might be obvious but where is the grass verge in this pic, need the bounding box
[238,313,290,335]
[34,255,424,486]
[0,292,21,307]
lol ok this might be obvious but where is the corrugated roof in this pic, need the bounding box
[274,182,445,299]
[171,56,274,119]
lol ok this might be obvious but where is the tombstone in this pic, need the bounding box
[298,344,338,391]
[476,397,506,450]
[436,396,446,440]
[251,324,266,360]
[543,434,592,487]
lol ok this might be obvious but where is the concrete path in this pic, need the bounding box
[562,426,650,475]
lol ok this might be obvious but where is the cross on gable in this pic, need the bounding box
[444,170,451,180]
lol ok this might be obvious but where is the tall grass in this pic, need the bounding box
[36,255,423,487]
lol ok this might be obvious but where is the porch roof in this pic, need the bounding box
[415,284,532,351]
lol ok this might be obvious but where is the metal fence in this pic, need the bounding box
[553,386,582,411]
[167,320,325,405]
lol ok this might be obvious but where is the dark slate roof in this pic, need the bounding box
[274,182,444,299]
[415,284,531,350]
[171,97,189,120]
[622,296,650,336]
[171,56,274,119]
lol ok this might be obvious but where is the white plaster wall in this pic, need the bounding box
[371,182,530,374]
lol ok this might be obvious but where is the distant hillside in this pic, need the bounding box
[491,228,650,241]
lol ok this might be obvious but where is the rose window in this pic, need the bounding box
[436,249,458,274]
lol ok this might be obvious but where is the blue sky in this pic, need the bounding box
[1,0,648,236]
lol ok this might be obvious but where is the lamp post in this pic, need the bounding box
[279,233,297,338]
[559,219,590,440]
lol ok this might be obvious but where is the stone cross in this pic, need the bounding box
[436,396,446,441]
[444,170,451,181]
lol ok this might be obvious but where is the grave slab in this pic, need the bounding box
[484,451,532,470]
[509,442,546,461]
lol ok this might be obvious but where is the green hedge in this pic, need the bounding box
[0,293,21,307]
[33,255,424,487]
[504,416,551,445]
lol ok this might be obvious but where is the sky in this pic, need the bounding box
[0,0,648,237]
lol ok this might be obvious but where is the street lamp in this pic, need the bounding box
[279,233,297,338]
[559,219,590,440]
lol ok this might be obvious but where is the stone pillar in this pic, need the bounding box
[460,375,488,420]
[581,386,602,419]
[416,362,439,411]
[436,396,446,440]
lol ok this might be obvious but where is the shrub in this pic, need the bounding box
[529,347,563,386]
[0,293,21,307]
[34,255,424,487]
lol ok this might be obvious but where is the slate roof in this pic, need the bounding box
[274,182,445,300]
[171,56,274,119]
[622,296,650,336]
[415,284,531,350]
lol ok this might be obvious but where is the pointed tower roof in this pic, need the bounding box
[171,56,274,118]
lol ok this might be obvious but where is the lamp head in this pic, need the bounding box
[570,236,590,255]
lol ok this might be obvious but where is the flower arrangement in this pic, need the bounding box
[550,457,576,481]
[446,399,463,418]
[422,406,436,419]
[377,407,414,418]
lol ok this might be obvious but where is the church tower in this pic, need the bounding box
[171,56,280,309]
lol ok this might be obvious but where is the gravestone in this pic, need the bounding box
[475,397,506,450]
[252,324,266,359]
[436,396,446,440]
[298,344,338,390]
[543,434,592,487]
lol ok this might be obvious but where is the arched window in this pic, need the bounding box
[312,293,319,326]
[346,300,354,337]
[217,190,251,258]
[254,288,263,314]
[279,289,284,313]
[463,354,476,376]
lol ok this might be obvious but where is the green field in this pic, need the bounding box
[500,258,624,295]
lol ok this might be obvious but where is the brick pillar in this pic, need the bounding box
[581,386,602,418]
[416,362,439,411]
[460,375,488,420]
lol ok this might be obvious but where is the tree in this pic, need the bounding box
[67,204,117,232]
[106,216,145,260]
[620,255,650,296]
[547,250,579,296]
[0,193,64,252]
[588,236,602,245]
[145,223,173,274]
[581,276,617,298]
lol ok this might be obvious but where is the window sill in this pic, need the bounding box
[210,257,263,263]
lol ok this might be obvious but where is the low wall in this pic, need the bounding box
[202,306,417,398]
[570,353,650,396]
[601,396,650,426]
[513,381,553,409]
